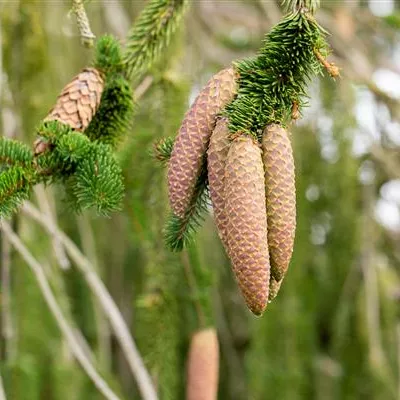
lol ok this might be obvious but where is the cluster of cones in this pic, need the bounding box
[168,67,296,316]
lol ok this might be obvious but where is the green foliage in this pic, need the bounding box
[153,136,174,164]
[383,13,400,29]
[0,138,34,167]
[36,120,74,144]
[93,34,124,77]
[85,75,135,147]
[164,164,209,252]
[70,143,124,216]
[225,10,328,138]
[56,131,91,163]
[123,0,189,80]
[0,166,33,217]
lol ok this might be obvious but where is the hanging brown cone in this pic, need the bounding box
[44,67,104,131]
[168,67,237,218]
[268,277,283,301]
[225,136,270,316]
[262,124,296,282]
[207,117,230,247]
[186,328,219,400]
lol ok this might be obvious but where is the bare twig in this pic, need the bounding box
[0,221,121,400]
[101,0,130,38]
[35,186,71,270]
[71,0,96,48]
[1,232,13,361]
[21,202,159,400]
[77,214,112,370]
[314,48,340,78]
[0,372,6,400]
[135,76,154,101]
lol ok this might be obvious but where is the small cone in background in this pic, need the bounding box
[207,117,230,247]
[186,328,219,400]
[225,136,270,316]
[44,67,104,131]
[168,67,237,218]
[262,124,296,282]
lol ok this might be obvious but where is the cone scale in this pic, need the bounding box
[167,67,237,219]
[225,136,270,316]
[207,117,230,247]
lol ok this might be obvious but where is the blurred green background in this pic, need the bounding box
[2,0,400,399]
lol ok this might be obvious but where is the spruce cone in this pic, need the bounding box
[44,68,104,131]
[269,277,283,301]
[168,67,237,218]
[186,328,219,400]
[225,136,270,316]
[207,117,230,246]
[262,124,296,282]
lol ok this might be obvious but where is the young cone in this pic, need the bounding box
[186,328,219,400]
[44,68,104,131]
[225,136,270,316]
[167,67,237,218]
[262,124,296,282]
[207,117,230,247]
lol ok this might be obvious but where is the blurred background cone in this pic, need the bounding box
[186,328,219,400]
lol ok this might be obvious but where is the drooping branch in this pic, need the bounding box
[1,221,122,400]
[21,202,159,400]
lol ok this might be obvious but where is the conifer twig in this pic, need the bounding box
[71,0,96,48]
[0,221,121,400]
[123,0,189,80]
[21,201,159,400]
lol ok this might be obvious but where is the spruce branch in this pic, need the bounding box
[0,0,189,219]
[0,166,33,218]
[123,0,189,80]
[225,3,332,137]
[71,0,96,48]
[0,138,33,167]
[164,163,209,252]
[72,143,124,216]
[153,136,174,164]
